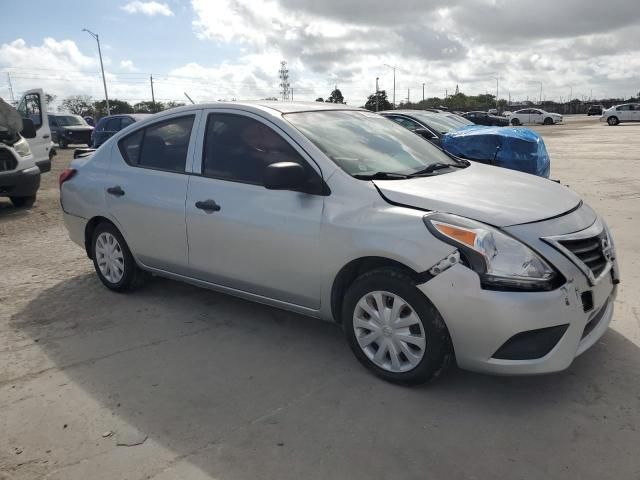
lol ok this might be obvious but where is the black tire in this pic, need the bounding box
[10,195,36,208]
[510,118,520,126]
[59,138,68,149]
[342,268,453,386]
[91,222,146,292]
[607,116,619,126]
[543,117,554,125]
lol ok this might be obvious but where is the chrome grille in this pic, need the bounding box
[0,148,17,172]
[558,233,608,278]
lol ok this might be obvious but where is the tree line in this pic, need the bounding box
[59,95,185,118]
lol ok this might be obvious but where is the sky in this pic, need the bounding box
[1,0,638,109]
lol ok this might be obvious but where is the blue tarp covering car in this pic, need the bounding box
[441,125,550,178]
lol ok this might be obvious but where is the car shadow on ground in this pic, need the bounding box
[9,272,640,479]
[0,199,33,221]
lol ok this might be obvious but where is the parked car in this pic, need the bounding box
[48,114,94,148]
[60,102,619,385]
[91,114,150,148]
[587,105,604,116]
[462,111,509,126]
[601,103,640,126]
[0,97,41,207]
[508,108,563,125]
[380,110,550,177]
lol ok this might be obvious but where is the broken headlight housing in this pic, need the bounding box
[13,137,32,157]
[424,213,560,291]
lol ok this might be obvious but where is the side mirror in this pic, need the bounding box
[414,128,434,139]
[264,162,307,190]
[20,118,37,139]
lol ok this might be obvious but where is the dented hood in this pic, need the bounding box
[373,162,581,227]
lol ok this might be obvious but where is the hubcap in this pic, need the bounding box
[95,232,125,284]
[353,291,426,373]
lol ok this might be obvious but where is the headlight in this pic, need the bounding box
[423,213,560,291]
[13,137,32,157]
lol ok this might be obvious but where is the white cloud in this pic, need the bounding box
[119,59,138,72]
[121,1,174,16]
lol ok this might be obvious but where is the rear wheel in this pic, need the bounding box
[607,116,619,126]
[10,195,36,208]
[342,268,452,385]
[91,222,146,292]
[511,118,520,126]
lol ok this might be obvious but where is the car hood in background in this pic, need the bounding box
[62,126,94,132]
[373,162,581,227]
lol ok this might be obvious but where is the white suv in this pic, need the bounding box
[601,103,640,126]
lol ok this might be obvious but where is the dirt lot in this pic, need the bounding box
[1,116,639,480]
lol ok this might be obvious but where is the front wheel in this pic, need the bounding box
[543,117,554,125]
[342,268,452,385]
[607,116,619,126]
[91,222,146,292]
[10,195,36,208]
[59,138,68,149]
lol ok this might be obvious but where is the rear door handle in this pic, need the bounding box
[195,199,221,213]
[107,186,125,197]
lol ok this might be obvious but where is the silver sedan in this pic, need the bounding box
[59,102,619,385]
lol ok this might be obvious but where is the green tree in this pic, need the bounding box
[93,99,134,117]
[164,101,185,109]
[45,93,57,106]
[364,90,393,111]
[62,95,94,116]
[133,100,162,113]
[326,88,345,104]
[315,97,324,102]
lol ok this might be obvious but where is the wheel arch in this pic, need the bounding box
[84,215,115,259]
[330,256,427,324]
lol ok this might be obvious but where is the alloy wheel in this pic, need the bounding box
[95,232,125,284]
[353,290,426,373]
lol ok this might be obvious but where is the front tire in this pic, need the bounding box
[91,222,146,292]
[10,195,36,208]
[543,117,554,125]
[342,268,452,385]
[59,138,68,149]
[607,116,619,126]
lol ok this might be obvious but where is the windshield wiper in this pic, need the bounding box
[409,163,457,177]
[353,171,411,180]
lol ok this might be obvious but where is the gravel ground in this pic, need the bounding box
[1,117,639,480]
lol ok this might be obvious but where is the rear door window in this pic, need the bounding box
[120,117,135,129]
[118,115,195,173]
[105,118,122,131]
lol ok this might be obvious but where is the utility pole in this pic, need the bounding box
[7,73,15,103]
[291,88,293,102]
[422,82,425,102]
[535,81,543,105]
[82,28,110,115]
[384,64,397,108]
[492,76,499,109]
[375,77,379,112]
[150,75,156,112]
[407,88,410,104]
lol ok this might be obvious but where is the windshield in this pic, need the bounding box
[285,110,458,178]
[56,115,87,127]
[404,112,471,134]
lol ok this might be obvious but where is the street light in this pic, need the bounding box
[375,77,379,112]
[82,28,110,116]
[492,76,499,110]
[384,64,397,108]
[533,81,543,105]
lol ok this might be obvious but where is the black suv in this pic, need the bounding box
[587,105,604,116]
[48,114,94,148]
[91,114,150,148]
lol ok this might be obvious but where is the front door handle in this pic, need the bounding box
[107,186,125,197]
[195,199,221,213]
[43,134,50,139]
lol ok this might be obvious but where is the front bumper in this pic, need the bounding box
[0,167,41,197]
[419,208,618,375]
